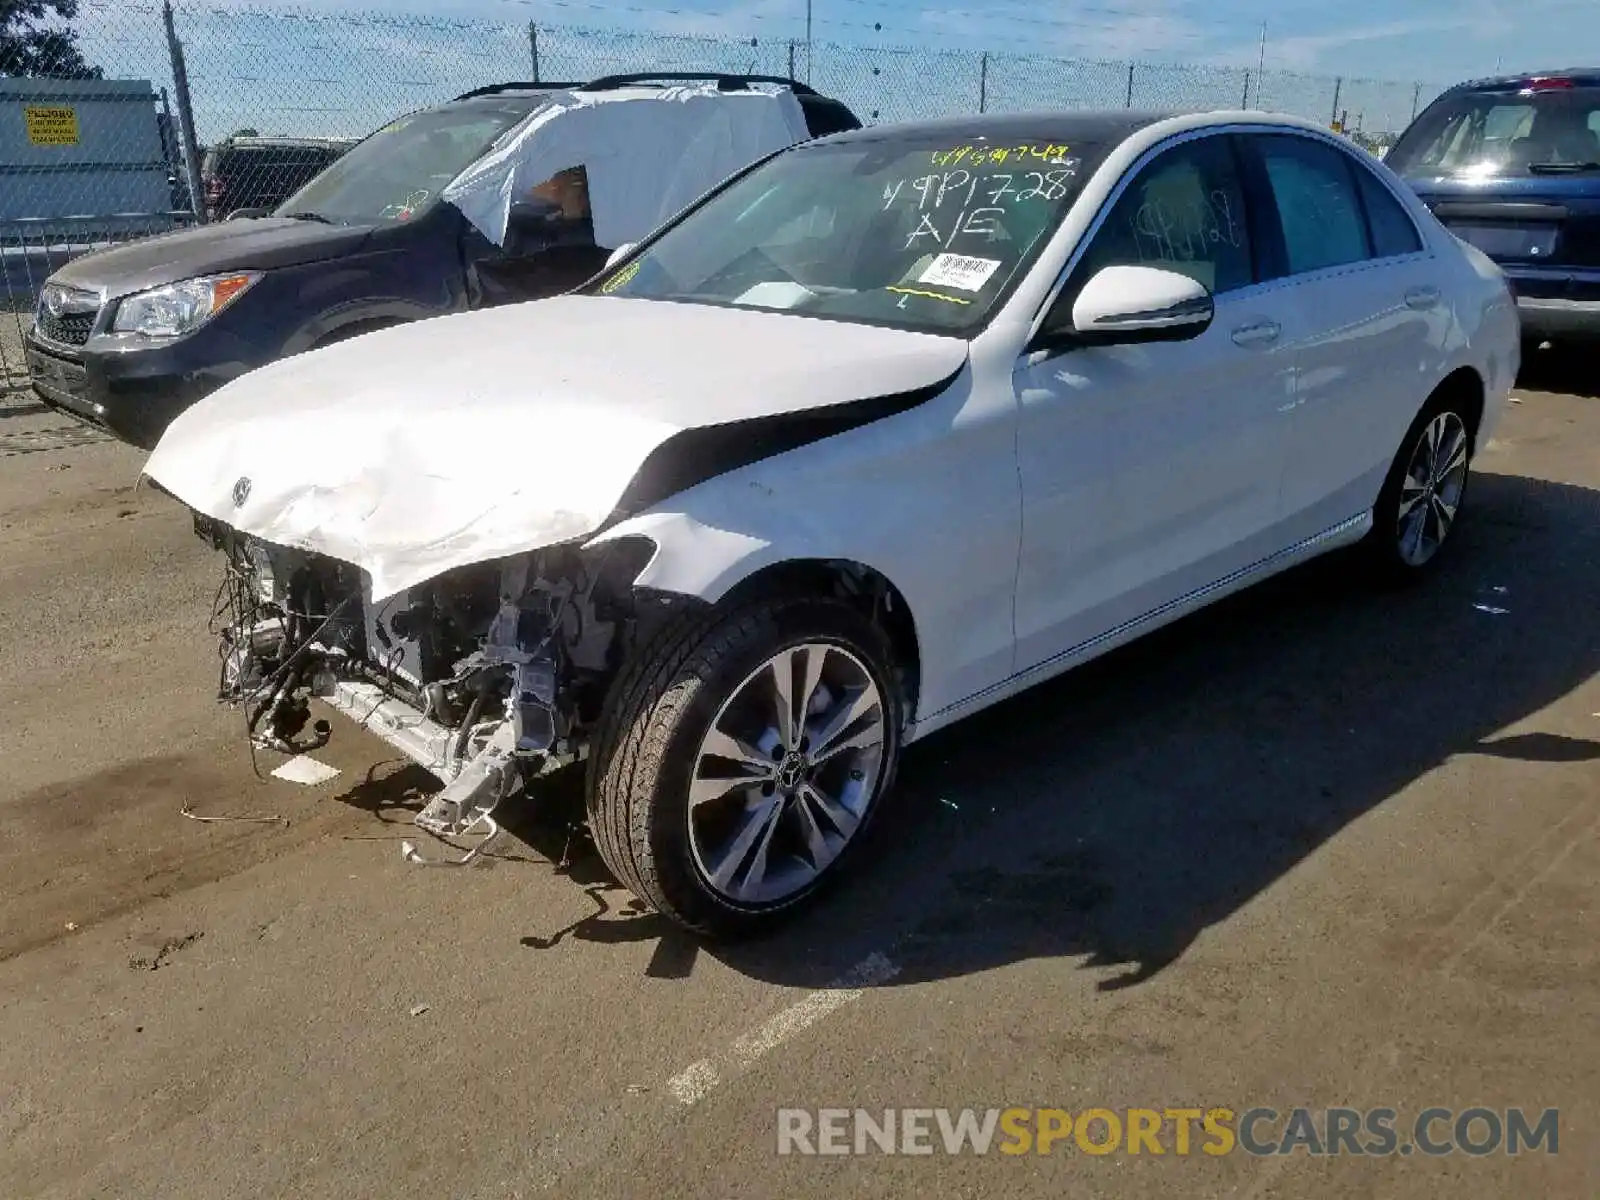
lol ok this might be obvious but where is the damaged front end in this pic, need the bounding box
[196,512,663,862]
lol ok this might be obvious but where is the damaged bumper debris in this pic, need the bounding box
[198,513,660,864]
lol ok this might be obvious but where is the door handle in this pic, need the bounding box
[1231,320,1281,347]
[1405,286,1441,310]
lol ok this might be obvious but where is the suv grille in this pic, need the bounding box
[34,286,100,347]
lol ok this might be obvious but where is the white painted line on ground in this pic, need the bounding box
[666,951,901,1107]
[668,1059,721,1106]
[1243,804,1600,1200]
[1441,807,1600,976]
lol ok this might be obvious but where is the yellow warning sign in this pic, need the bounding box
[25,106,80,146]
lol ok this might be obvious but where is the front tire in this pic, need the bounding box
[587,595,905,939]
[1364,391,1475,581]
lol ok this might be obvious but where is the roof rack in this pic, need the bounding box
[217,134,360,146]
[451,73,820,103]
[451,81,587,101]
[580,71,820,96]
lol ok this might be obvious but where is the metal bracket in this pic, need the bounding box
[401,722,530,867]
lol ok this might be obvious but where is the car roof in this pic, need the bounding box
[1442,67,1600,93]
[439,75,862,138]
[813,109,1179,148]
[451,73,829,102]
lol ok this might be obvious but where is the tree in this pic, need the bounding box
[0,0,104,79]
[229,127,260,139]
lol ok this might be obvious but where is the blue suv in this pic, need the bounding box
[1387,70,1600,342]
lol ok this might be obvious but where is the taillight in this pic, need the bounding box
[1520,76,1576,93]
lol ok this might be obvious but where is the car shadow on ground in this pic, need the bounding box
[496,471,1600,991]
[1518,344,1600,399]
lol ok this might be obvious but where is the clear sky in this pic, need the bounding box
[80,0,1600,142]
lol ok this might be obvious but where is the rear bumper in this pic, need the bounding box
[1495,264,1600,339]
[1513,295,1600,339]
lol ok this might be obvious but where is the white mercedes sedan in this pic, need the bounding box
[144,108,1519,937]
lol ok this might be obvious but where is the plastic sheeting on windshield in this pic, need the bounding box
[440,83,811,251]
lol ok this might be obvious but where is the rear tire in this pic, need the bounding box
[1363,389,1476,582]
[587,595,905,939]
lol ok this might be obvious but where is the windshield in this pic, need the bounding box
[1388,86,1600,178]
[585,133,1106,335]
[275,98,543,224]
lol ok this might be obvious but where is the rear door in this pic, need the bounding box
[1388,81,1600,305]
[1239,131,1450,542]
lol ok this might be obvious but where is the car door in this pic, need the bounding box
[1238,132,1449,543]
[1012,131,1296,675]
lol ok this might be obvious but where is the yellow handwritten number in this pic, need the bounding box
[932,143,1071,168]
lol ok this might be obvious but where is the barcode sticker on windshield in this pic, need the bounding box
[918,253,1001,293]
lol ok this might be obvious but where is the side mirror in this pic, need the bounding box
[604,242,636,270]
[1039,264,1215,352]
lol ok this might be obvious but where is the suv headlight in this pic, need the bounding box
[110,273,261,338]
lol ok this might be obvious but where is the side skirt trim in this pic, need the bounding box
[910,510,1373,739]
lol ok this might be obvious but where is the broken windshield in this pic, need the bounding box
[586,133,1108,335]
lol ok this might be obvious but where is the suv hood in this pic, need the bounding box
[50,217,374,298]
[143,296,967,600]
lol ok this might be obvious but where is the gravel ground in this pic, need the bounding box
[0,355,1595,1198]
[0,312,37,407]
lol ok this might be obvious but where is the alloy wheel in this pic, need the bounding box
[1396,410,1469,568]
[687,642,888,906]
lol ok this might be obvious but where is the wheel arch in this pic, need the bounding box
[716,556,922,723]
[279,300,435,358]
[1430,364,1486,449]
[602,525,926,728]
[307,316,404,350]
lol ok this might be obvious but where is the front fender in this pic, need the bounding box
[584,366,1023,724]
[588,508,855,607]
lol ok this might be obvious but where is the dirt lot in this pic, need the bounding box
[0,359,1596,1198]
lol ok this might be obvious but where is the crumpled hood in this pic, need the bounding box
[143,295,967,600]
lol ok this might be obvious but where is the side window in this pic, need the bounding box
[800,98,860,139]
[1354,166,1423,257]
[1073,134,1253,296]
[1255,135,1370,275]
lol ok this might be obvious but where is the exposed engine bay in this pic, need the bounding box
[196,512,663,863]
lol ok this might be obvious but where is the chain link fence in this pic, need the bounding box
[1,0,1448,395]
